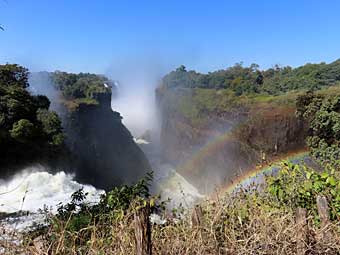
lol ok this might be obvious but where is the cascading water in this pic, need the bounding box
[134,138,204,209]
[0,166,103,213]
[111,77,204,209]
[0,165,103,231]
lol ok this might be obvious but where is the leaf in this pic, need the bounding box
[304,181,313,190]
[306,172,312,179]
[327,176,336,186]
[278,189,284,199]
[321,172,329,179]
[150,198,155,207]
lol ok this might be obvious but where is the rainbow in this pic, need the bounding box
[222,150,309,194]
[175,130,310,194]
[178,132,245,178]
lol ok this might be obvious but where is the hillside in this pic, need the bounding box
[157,60,340,193]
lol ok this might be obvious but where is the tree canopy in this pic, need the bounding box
[0,64,64,170]
[52,71,112,100]
[297,92,340,168]
[161,60,340,95]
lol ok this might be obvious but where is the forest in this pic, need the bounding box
[162,60,340,95]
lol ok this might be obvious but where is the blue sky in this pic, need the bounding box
[1,0,340,75]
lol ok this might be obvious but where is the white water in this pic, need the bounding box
[0,141,202,229]
[154,164,204,208]
[0,166,103,214]
[134,138,204,209]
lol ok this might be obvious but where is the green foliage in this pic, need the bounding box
[52,71,111,101]
[33,95,50,110]
[37,109,64,145]
[0,63,65,168]
[0,64,29,88]
[267,162,340,222]
[162,63,261,94]
[297,92,340,167]
[174,88,250,125]
[100,172,153,212]
[10,119,35,142]
[54,172,158,233]
[162,60,340,96]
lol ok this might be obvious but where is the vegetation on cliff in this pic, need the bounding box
[47,70,151,190]
[157,61,340,162]
[297,91,340,169]
[159,60,340,128]
[159,59,340,122]
[51,71,113,110]
[0,64,64,172]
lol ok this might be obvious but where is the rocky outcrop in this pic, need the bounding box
[63,90,151,190]
[234,106,306,155]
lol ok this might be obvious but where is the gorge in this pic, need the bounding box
[2,60,340,229]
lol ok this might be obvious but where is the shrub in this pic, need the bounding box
[10,119,35,142]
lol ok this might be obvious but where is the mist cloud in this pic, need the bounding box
[108,56,165,137]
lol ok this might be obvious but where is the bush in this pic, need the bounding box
[10,119,35,142]
[296,92,340,168]
[36,109,64,145]
[266,161,340,222]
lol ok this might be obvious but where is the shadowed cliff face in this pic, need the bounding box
[156,87,306,193]
[28,71,151,190]
[234,106,307,155]
[62,91,151,190]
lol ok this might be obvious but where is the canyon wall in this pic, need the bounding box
[156,87,306,193]
[62,90,151,190]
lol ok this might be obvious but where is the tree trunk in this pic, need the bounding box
[134,203,152,255]
[296,207,307,255]
[316,195,332,242]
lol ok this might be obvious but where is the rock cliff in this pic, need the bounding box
[62,90,151,190]
[156,87,306,193]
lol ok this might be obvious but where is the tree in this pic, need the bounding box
[296,92,340,168]
[255,72,264,85]
[0,64,29,88]
[33,95,51,110]
[0,63,65,169]
[10,119,35,142]
[37,109,64,145]
[176,65,187,72]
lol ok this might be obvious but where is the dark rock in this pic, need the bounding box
[63,91,151,190]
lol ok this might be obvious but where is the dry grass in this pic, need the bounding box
[2,191,340,255]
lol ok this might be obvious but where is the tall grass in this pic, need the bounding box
[2,195,338,254]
